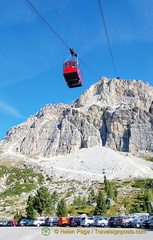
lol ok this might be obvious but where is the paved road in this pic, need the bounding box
[0,227,152,240]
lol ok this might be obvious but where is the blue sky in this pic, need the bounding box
[0,0,153,140]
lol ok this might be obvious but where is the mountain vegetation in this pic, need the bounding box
[0,162,153,219]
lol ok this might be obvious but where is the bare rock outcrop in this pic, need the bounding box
[1,77,153,157]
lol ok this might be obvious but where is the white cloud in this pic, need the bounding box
[0,101,26,119]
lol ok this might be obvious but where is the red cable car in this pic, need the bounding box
[63,48,82,88]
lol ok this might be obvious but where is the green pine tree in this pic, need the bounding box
[147,203,152,213]
[56,198,67,217]
[33,186,52,216]
[104,175,107,185]
[114,188,118,198]
[123,198,129,208]
[52,190,58,206]
[13,211,22,221]
[142,201,147,211]
[144,189,153,203]
[88,189,95,202]
[107,182,114,198]
[94,190,107,215]
[26,196,37,219]
[144,189,153,213]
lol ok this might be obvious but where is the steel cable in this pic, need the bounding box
[98,0,118,77]
[23,0,101,80]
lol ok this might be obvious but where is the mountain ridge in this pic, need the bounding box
[1,77,153,158]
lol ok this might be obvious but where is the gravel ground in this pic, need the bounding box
[0,227,152,240]
[1,146,153,182]
[38,146,153,182]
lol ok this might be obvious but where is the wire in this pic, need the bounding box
[97,0,118,77]
[23,0,70,49]
[45,0,101,79]
[46,0,81,45]
[23,0,100,80]
[45,0,100,79]
[80,59,100,79]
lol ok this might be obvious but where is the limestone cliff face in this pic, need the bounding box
[1,77,153,157]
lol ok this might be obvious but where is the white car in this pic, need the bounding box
[80,217,94,227]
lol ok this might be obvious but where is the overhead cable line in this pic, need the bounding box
[23,0,70,49]
[46,0,80,45]
[79,59,100,79]
[23,0,100,79]
[46,0,100,79]
[97,0,118,77]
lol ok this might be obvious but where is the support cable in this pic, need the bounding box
[23,0,100,79]
[23,0,70,50]
[46,0,80,45]
[98,0,118,77]
[46,0,100,79]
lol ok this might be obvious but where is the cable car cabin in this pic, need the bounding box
[63,60,82,88]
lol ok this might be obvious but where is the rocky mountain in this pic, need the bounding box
[0,77,153,158]
[1,77,153,219]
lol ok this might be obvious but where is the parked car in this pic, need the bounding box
[26,219,45,227]
[149,213,153,217]
[45,217,59,227]
[58,217,70,227]
[145,217,153,228]
[80,217,94,227]
[141,217,152,228]
[108,217,120,227]
[128,216,149,228]
[6,221,16,226]
[17,219,30,226]
[116,216,136,227]
[0,221,7,226]
[24,219,34,226]
[68,217,81,227]
[94,217,109,227]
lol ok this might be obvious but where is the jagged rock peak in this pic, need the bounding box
[0,77,153,157]
[72,77,153,111]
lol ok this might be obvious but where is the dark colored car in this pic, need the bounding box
[26,219,45,227]
[108,217,120,227]
[6,221,16,226]
[145,217,153,228]
[68,217,81,227]
[141,217,152,228]
[45,217,59,227]
[129,216,149,228]
[116,216,136,227]
[17,219,30,226]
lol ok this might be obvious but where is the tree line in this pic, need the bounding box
[14,176,153,219]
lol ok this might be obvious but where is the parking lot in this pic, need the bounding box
[0,227,152,240]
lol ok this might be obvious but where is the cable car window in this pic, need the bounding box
[72,61,76,67]
[69,62,72,68]
[64,62,68,68]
